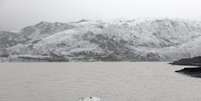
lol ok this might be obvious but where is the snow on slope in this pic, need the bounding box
[1,18,201,62]
[20,21,74,41]
[0,31,26,48]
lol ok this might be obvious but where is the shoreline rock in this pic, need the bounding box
[170,56,201,66]
[171,56,201,78]
[175,67,201,78]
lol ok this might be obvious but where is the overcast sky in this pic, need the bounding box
[1,0,201,31]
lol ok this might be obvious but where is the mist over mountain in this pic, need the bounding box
[1,18,201,62]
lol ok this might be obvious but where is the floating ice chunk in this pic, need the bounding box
[78,97,101,101]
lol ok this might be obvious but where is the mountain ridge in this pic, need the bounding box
[1,18,201,62]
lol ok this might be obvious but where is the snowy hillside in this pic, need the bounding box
[1,18,201,62]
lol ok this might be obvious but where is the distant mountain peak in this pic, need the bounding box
[35,21,51,27]
[74,19,90,23]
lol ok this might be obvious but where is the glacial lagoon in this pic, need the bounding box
[0,62,201,101]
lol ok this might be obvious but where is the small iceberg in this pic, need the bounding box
[78,97,101,101]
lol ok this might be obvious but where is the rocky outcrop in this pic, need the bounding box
[170,56,201,66]
[175,67,201,78]
[171,56,201,78]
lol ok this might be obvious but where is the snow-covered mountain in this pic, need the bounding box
[0,31,26,48]
[1,18,201,62]
[20,21,75,41]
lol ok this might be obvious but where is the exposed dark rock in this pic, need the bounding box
[17,55,68,62]
[175,67,201,78]
[172,56,201,78]
[170,56,201,66]
[0,48,9,57]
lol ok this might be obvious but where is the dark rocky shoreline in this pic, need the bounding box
[175,67,201,78]
[170,56,201,66]
[171,56,201,78]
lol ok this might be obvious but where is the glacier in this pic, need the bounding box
[1,18,201,62]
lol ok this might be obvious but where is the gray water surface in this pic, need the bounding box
[0,62,201,101]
